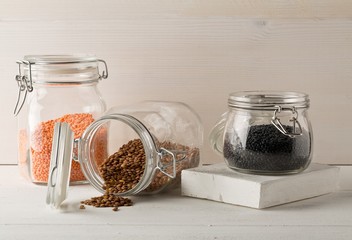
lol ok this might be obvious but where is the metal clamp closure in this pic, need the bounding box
[14,60,33,116]
[271,106,303,138]
[97,59,108,80]
[157,148,188,179]
[157,148,177,179]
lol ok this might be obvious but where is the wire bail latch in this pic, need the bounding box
[271,106,303,138]
[14,60,33,116]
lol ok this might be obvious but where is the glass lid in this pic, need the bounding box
[228,91,310,110]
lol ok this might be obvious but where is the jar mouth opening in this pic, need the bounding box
[79,114,158,196]
[228,91,310,110]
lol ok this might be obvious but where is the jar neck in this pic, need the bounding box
[32,81,99,88]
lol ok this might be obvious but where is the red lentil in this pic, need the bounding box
[26,113,107,183]
[18,129,29,179]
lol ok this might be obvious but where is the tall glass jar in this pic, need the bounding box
[210,91,313,175]
[15,55,108,184]
[46,101,203,208]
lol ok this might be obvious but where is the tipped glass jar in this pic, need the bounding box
[14,55,108,184]
[210,91,313,175]
[46,101,203,208]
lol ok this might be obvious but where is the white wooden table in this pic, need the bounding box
[1,165,351,240]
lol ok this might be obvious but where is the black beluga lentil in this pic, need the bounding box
[223,124,311,174]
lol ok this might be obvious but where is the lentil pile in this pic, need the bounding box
[99,139,200,194]
[80,195,133,211]
[22,113,107,183]
[100,139,146,194]
[224,124,311,174]
[81,138,199,211]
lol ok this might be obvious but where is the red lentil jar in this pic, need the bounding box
[14,55,108,184]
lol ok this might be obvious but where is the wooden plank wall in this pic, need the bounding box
[1,0,352,165]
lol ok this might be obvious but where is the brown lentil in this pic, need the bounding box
[81,138,199,211]
[99,138,200,194]
[99,139,146,194]
[80,194,132,210]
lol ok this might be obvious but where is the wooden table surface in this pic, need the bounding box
[1,165,351,240]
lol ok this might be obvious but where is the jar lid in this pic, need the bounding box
[14,54,108,116]
[24,55,98,64]
[228,91,309,110]
[46,122,74,209]
[19,54,108,85]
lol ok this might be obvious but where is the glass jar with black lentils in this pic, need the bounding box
[46,101,203,208]
[210,91,313,175]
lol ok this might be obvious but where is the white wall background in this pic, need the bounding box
[1,0,352,165]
